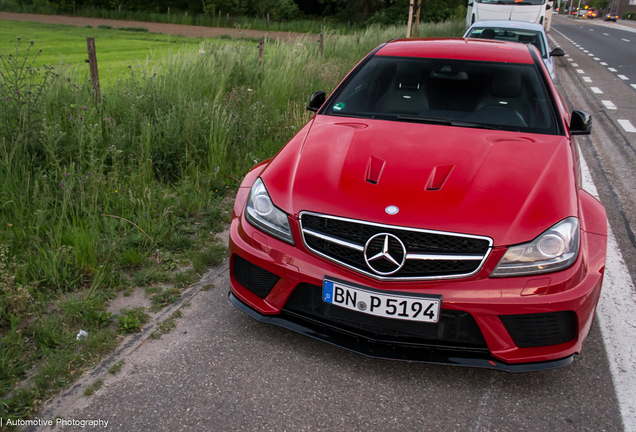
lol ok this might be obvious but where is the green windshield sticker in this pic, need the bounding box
[333,102,345,111]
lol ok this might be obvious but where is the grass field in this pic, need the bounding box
[0,18,465,426]
[0,21,212,87]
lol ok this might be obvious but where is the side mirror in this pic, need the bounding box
[570,110,592,135]
[550,47,565,57]
[307,91,326,112]
[468,2,474,6]
[546,3,551,9]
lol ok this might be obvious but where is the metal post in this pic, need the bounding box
[86,37,101,103]
[406,2,414,38]
[576,0,581,16]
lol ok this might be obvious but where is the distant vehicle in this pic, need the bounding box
[604,13,619,21]
[584,10,597,18]
[464,20,565,80]
[466,0,552,29]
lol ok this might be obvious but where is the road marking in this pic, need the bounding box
[572,63,579,67]
[579,156,636,432]
[600,62,608,66]
[577,69,585,74]
[622,38,630,42]
[608,67,618,72]
[618,119,636,133]
[590,29,594,31]
[591,87,603,94]
[618,75,629,80]
[603,33,609,35]
[588,53,595,57]
[583,77,593,82]
[632,84,636,90]
[568,58,574,62]
[584,49,589,52]
[602,100,617,109]
[565,54,570,57]
[594,57,600,61]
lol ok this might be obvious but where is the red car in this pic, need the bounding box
[229,38,607,372]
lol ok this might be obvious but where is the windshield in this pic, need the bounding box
[466,28,547,58]
[476,0,546,4]
[324,56,555,134]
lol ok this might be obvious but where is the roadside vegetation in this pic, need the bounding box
[0,0,467,33]
[0,19,465,424]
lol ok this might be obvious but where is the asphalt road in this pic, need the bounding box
[24,15,636,432]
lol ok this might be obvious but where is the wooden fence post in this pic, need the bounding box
[319,33,324,57]
[86,37,101,103]
[167,7,170,18]
[267,13,270,27]
[258,37,264,65]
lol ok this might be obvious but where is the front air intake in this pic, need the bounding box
[500,311,577,348]
[233,255,280,299]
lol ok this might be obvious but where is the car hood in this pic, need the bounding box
[475,4,543,23]
[261,116,578,246]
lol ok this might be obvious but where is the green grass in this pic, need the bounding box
[0,21,207,87]
[0,18,464,426]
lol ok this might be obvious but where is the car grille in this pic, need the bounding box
[300,212,492,280]
[283,283,488,350]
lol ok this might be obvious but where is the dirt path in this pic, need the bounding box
[0,11,313,41]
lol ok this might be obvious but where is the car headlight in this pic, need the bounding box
[245,178,295,245]
[491,217,579,277]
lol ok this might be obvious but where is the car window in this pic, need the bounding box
[325,56,556,135]
[466,28,547,58]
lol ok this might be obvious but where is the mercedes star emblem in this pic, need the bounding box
[363,233,406,275]
[385,205,399,215]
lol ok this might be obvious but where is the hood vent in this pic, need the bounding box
[425,165,454,191]
[365,156,386,185]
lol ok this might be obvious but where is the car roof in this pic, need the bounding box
[469,20,546,32]
[376,38,535,64]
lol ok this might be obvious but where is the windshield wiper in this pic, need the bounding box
[396,115,452,125]
[397,115,504,130]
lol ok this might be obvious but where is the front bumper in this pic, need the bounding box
[229,190,606,370]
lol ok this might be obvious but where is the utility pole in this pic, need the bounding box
[413,0,422,38]
[406,2,414,38]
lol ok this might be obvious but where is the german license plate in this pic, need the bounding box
[322,279,441,323]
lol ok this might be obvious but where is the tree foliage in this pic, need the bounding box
[36,0,462,23]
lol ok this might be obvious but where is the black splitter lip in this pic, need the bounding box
[229,292,574,373]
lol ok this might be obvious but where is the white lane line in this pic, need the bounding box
[603,33,609,35]
[577,69,585,74]
[572,63,579,67]
[591,87,604,94]
[588,54,595,57]
[580,155,636,432]
[608,67,618,72]
[618,119,636,133]
[565,54,570,57]
[618,75,629,80]
[568,58,574,62]
[602,100,617,110]
[600,62,608,66]
[584,49,590,53]
[590,29,594,31]
[622,38,630,42]
[583,77,593,83]
[594,57,600,61]
[632,84,636,90]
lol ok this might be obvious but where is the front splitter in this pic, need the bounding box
[229,292,574,373]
